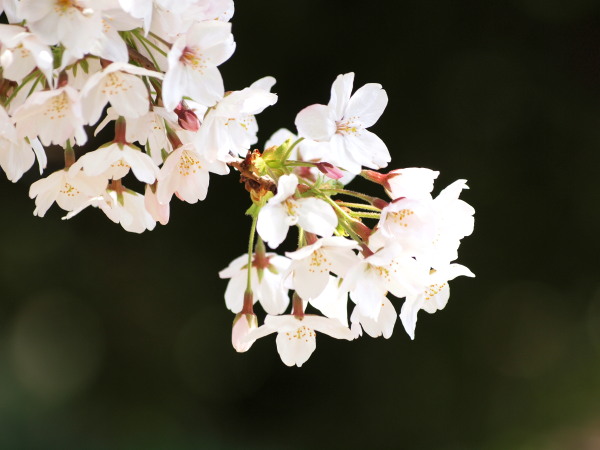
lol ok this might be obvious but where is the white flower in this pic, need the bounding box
[427,179,475,268]
[400,263,475,340]
[257,174,337,249]
[0,105,37,182]
[219,252,291,315]
[384,167,440,201]
[0,24,54,85]
[69,142,159,184]
[245,314,354,367]
[99,188,156,233]
[295,72,390,174]
[18,0,104,59]
[80,62,163,125]
[162,20,235,110]
[156,144,228,204]
[350,297,397,339]
[29,169,107,217]
[378,197,437,257]
[285,236,358,301]
[151,0,234,41]
[194,77,277,161]
[12,86,87,147]
[343,243,428,320]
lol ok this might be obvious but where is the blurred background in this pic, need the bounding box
[2,0,600,448]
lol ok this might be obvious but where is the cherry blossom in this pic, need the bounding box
[194,77,277,161]
[400,263,475,339]
[29,169,107,217]
[245,314,354,367]
[69,142,159,184]
[0,25,54,85]
[219,252,291,315]
[257,174,337,248]
[12,86,87,147]
[80,62,163,125]
[156,143,228,204]
[285,236,358,301]
[295,72,390,174]
[162,20,235,110]
[18,0,105,59]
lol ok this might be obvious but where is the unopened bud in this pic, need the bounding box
[175,102,201,131]
[316,162,344,180]
[232,313,258,352]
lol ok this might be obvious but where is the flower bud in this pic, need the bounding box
[232,313,258,352]
[174,102,201,132]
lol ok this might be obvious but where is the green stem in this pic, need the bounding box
[335,201,381,212]
[246,212,259,293]
[3,69,41,106]
[282,137,304,162]
[349,212,381,220]
[328,188,377,203]
[148,32,172,49]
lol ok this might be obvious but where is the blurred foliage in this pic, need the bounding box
[2,0,600,449]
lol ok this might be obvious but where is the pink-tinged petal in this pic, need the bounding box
[295,104,336,142]
[296,197,337,237]
[316,162,344,180]
[257,203,290,249]
[144,185,169,225]
[345,83,388,128]
[232,313,258,352]
[329,72,354,119]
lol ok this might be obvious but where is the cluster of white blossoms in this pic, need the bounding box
[0,1,475,367]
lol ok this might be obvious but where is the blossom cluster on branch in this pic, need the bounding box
[0,0,475,367]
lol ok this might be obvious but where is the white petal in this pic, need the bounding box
[257,203,290,249]
[295,104,336,142]
[296,197,337,237]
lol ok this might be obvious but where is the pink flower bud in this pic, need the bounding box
[174,102,201,132]
[316,162,344,180]
[232,313,258,353]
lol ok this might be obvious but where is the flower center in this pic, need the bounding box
[102,73,130,96]
[284,326,315,342]
[389,209,414,228]
[424,283,447,301]
[180,46,208,73]
[308,250,330,273]
[44,92,69,120]
[336,116,360,135]
[178,150,202,176]
[60,182,80,197]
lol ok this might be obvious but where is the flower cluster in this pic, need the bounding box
[0,1,475,366]
[220,74,475,367]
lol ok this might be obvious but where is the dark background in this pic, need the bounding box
[2,0,600,448]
